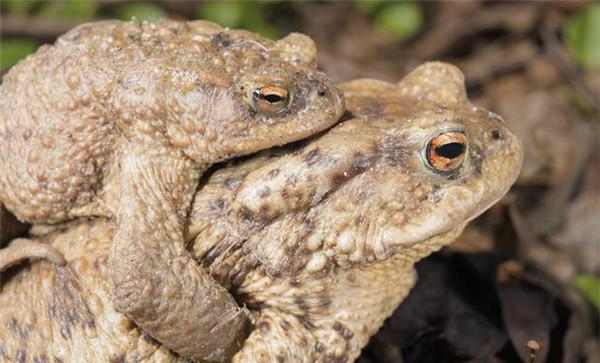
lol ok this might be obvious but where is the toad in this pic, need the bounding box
[0,19,344,361]
[0,63,522,362]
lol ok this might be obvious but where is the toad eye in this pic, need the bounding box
[252,86,290,115]
[425,131,467,173]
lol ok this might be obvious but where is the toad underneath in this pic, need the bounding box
[0,19,344,361]
[0,63,522,362]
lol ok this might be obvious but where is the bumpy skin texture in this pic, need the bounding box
[0,19,344,361]
[0,63,523,362]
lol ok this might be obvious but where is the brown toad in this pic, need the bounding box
[0,63,522,362]
[0,19,344,361]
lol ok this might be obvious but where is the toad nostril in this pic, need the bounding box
[491,129,502,140]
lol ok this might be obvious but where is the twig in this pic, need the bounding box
[456,40,538,88]
[540,12,600,113]
[1,15,80,41]
[527,340,540,363]
[412,3,539,58]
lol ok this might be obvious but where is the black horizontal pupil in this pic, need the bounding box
[435,142,465,159]
[263,94,283,103]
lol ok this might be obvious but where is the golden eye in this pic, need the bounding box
[426,131,467,173]
[252,86,290,115]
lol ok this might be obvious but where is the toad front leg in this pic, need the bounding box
[109,141,248,362]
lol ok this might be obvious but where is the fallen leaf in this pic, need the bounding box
[496,280,556,362]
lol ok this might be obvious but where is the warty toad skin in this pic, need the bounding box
[0,19,344,361]
[0,62,522,362]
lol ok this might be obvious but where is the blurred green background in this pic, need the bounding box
[1,1,598,70]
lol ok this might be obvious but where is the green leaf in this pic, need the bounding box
[374,1,423,39]
[39,0,97,21]
[564,4,600,69]
[115,3,167,22]
[574,274,600,310]
[1,38,38,69]
[198,1,246,28]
